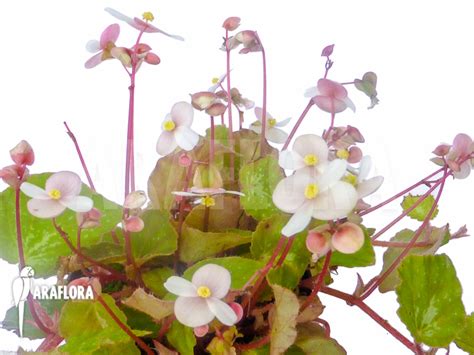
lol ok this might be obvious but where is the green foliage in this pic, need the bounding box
[295,323,347,354]
[330,227,375,268]
[401,194,439,222]
[166,320,196,355]
[0,173,122,277]
[396,254,466,347]
[455,313,474,353]
[239,156,283,221]
[141,267,174,298]
[379,226,448,293]
[122,288,174,321]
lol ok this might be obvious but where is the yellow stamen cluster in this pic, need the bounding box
[343,174,358,186]
[268,118,277,127]
[163,120,176,131]
[336,149,350,160]
[197,286,212,298]
[48,189,62,200]
[304,183,319,199]
[211,77,220,84]
[304,154,319,166]
[142,12,155,22]
[201,196,216,207]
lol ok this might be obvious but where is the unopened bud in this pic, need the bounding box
[193,324,209,337]
[306,230,331,260]
[190,92,217,111]
[331,222,364,254]
[124,190,147,210]
[205,102,227,116]
[124,216,145,233]
[77,208,102,229]
[0,165,28,189]
[178,153,192,168]
[222,17,241,31]
[229,302,244,322]
[10,140,35,166]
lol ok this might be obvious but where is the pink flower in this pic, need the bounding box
[10,140,35,166]
[164,264,238,328]
[20,171,93,219]
[104,8,184,41]
[222,30,262,54]
[305,79,355,114]
[446,133,474,179]
[110,44,161,69]
[85,24,120,69]
[250,107,290,144]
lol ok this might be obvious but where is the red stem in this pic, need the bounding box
[282,100,314,150]
[210,116,215,165]
[63,122,96,191]
[224,29,235,181]
[26,295,54,336]
[235,334,270,350]
[323,110,335,141]
[15,187,25,269]
[36,333,64,351]
[275,235,294,267]
[315,318,331,337]
[301,251,332,311]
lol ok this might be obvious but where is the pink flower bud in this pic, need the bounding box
[190,92,218,111]
[306,231,331,260]
[124,190,147,209]
[205,102,227,116]
[331,222,364,254]
[68,277,102,297]
[0,165,27,189]
[124,216,145,233]
[346,125,365,143]
[229,302,244,322]
[178,153,192,168]
[432,144,451,156]
[348,146,363,164]
[223,17,241,31]
[76,208,102,229]
[193,324,209,337]
[10,140,35,166]
[321,44,335,57]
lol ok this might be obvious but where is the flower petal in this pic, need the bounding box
[312,181,358,220]
[156,131,178,156]
[27,199,66,219]
[292,134,329,165]
[317,79,348,99]
[171,102,194,126]
[272,174,309,213]
[357,176,384,198]
[358,156,372,181]
[60,196,93,213]
[266,128,288,144]
[254,107,272,122]
[275,117,291,127]
[453,161,471,179]
[110,47,132,67]
[281,201,314,237]
[279,150,306,171]
[343,96,356,112]
[316,159,347,191]
[206,298,238,326]
[145,52,160,65]
[84,52,103,69]
[249,122,262,134]
[85,40,100,53]
[104,8,133,23]
[174,126,199,151]
[164,276,197,297]
[100,24,120,48]
[174,296,214,327]
[20,183,49,199]
[313,96,347,114]
[192,264,231,299]
[45,171,82,198]
[304,86,319,98]
[133,18,184,40]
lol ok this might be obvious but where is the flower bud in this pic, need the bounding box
[68,277,102,297]
[223,17,241,31]
[306,230,331,260]
[193,165,223,189]
[10,140,35,166]
[76,208,102,229]
[229,302,244,323]
[321,44,334,57]
[124,216,145,233]
[178,153,193,168]
[0,165,27,189]
[193,324,209,337]
[124,190,147,210]
[190,92,217,111]
[432,144,451,156]
[331,222,364,254]
[205,102,227,116]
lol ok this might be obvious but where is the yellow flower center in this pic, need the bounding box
[197,286,212,298]
[163,120,176,131]
[201,196,216,207]
[304,154,319,166]
[142,12,155,22]
[336,149,350,160]
[304,183,319,199]
[343,173,358,186]
[268,118,277,127]
[48,189,62,200]
[211,77,220,84]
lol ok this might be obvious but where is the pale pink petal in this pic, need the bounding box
[249,122,262,134]
[104,8,133,23]
[133,18,184,40]
[357,176,384,198]
[174,126,199,151]
[100,24,120,48]
[85,40,100,53]
[254,107,273,122]
[46,172,82,198]
[292,134,329,164]
[317,79,348,99]
[453,133,473,156]
[171,102,194,126]
[343,96,356,112]
[156,131,178,156]
[110,47,131,67]
[84,52,103,69]
[223,190,245,196]
[306,231,331,256]
[164,276,197,297]
[348,146,363,164]
[174,296,214,327]
[60,196,93,213]
[332,223,365,254]
[192,264,231,299]
[20,183,49,199]
[272,174,309,213]
[144,52,160,65]
[172,191,201,197]
[124,190,147,209]
[453,161,471,179]
[206,298,238,326]
[313,96,347,114]
[358,156,372,181]
[266,128,288,144]
[316,159,347,191]
[279,150,305,171]
[194,325,209,337]
[312,181,358,220]
[275,117,291,127]
[304,86,319,98]
[27,199,66,219]
[281,201,314,237]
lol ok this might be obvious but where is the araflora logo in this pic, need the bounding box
[12,266,94,337]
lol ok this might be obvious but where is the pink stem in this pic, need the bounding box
[275,235,295,267]
[323,109,335,141]
[63,122,96,191]
[15,187,25,269]
[224,29,235,180]
[301,251,332,311]
[282,100,314,150]
[210,116,215,165]
[254,32,268,157]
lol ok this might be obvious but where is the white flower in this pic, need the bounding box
[164,264,238,328]
[20,171,93,219]
[173,187,244,207]
[279,134,329,175]
[156,102,200,156]
[250,107,290,144]
[346,156,384,198]
[272,160,358,237]
[208,73,228,93]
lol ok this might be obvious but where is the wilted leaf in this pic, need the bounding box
[269,285,299,354]
[122,288,174,321]
[401,194,439,222]
[207,326,241,355]
[354,72,379,109]
[296,323,346,355]
[296,296,324,324]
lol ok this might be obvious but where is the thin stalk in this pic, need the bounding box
[224,29,235,180]
[64,122,96,191]
[27,295,53,336]
[275,236,294,267]
[15,187,25,270]
[282,100,314,150]
[235,334,271,351]
[301,251,332,311]
[203,206,210,233]
[258,36,268,158]
[209,116,215,165]
[323,110,335,141]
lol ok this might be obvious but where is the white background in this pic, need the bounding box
[0,1,473,353]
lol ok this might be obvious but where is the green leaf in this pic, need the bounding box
[455,313,474,353]
[242,345,270,355]
[396,254,466,347]
[122,288,174,321]
[121,306,160,334]
[166,320,196,355]
[251,215,311,289]
[354,72,379,109]
[269,285,299,354]
[239,156,283,221]
[330,227,375,268]
[141,267,174,298]
[179,225,252,263]
[0,173,122,277]
[130,209,178,265]
[401,194,439,222]
[379,226,448,293]
[2,299,65,339]
[296,323,346,355]
[183,257,263,289]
